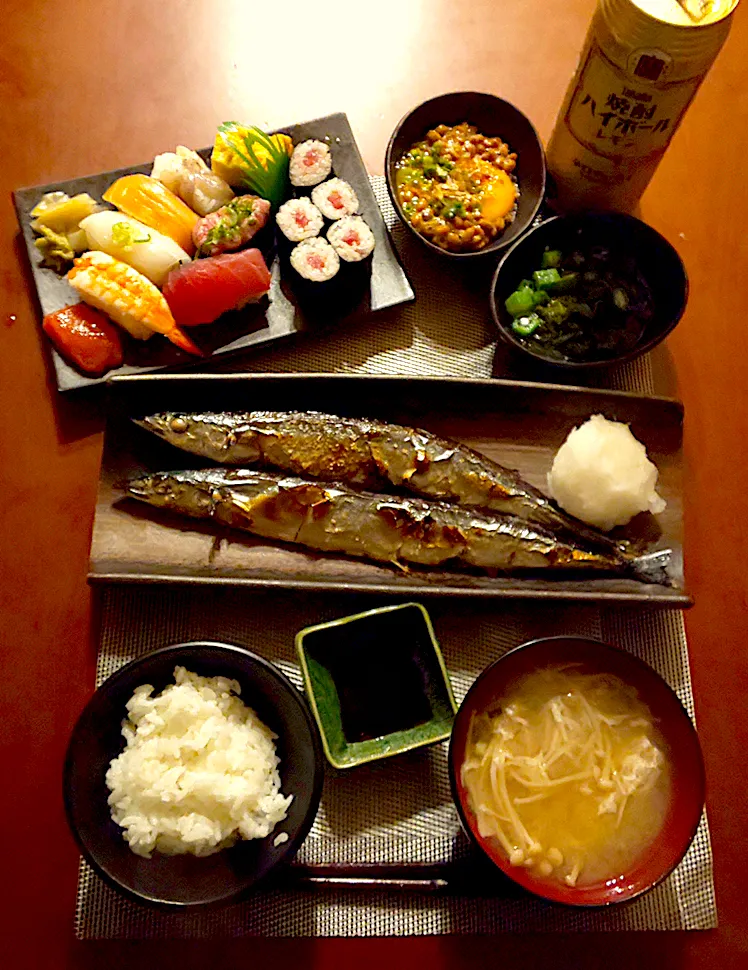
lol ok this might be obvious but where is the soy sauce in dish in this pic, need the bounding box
[319,635,434,743]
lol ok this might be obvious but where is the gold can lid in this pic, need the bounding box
[631,0,739,27]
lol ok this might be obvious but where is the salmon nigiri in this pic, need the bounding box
[162,248,272,327]
[67,252,202,355]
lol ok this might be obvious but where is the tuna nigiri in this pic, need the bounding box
[163,248,272,327]
[43,303,123,376]
[68,251,202,355]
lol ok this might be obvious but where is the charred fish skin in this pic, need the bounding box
[134,410,626,554]
[123,467,633,576]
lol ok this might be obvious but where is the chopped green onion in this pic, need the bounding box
[512,313,542,336]
[613,287,629,310]
[547,272,578,294]
[533,268,561,290]
[505,287,536,317]
[541,249,562,269]
[111,222,151,249]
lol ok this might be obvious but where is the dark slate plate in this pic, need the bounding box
[13,113,414,392]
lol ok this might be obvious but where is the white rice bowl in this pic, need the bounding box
[105,666,292,858]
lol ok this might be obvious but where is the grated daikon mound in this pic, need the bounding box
[547,414,666,532]
[105,666,292,858]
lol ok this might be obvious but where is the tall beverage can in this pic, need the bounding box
[546,0,739,210]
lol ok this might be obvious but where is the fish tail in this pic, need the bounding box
[628,549,673,586]
[166,326,205,356]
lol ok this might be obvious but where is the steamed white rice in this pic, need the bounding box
[105,666,292,858]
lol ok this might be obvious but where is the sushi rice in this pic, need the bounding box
[290,237,340,283]
[311,178,359,220]
[327,216,375,262]
[276,198,324,242]
[290,139,332,187]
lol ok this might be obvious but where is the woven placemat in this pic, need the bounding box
[75,177,714,937]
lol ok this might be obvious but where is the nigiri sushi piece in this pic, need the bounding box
[103,175,198,254]
[79,211,191,287]
[192,195,270,257]
[163,248,271,327]
[151,146,234,216]
[42,303,123,376]
[67,252,202,355]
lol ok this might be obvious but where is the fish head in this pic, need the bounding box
[133,412,193,442]
[123,470,217,518]
[133,412,257,463]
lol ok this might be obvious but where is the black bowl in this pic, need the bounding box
[63,641,324,907]
[490,213,688,370]
[385,91,546,260]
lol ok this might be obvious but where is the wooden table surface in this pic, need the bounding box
[2,1,747,967]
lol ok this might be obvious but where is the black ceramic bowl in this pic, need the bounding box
[490,213,688,370]
[63,641,323,907]
[385,91,546,260]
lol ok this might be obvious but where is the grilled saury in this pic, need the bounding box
[123,467,667,581]
[135,410,625,553]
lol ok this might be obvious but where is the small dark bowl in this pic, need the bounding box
[385,91,546,260]
[63,641,324,907]
[449,636,705,907]
[490,213,688,369]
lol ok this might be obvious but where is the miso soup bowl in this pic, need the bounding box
[449,636,705,907]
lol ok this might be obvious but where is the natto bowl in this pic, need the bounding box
[63,640,324,908]
[385,91,546,260]
[449,636,705,907]
[490,212,688,370]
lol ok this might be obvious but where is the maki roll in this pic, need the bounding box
[290,238,340,283]
[276,198,324,243]
[311,178,359,220]
[327,216,375,262]
[290,140,332,187]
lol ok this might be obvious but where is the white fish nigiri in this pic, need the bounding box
[151,146,234,216]
[79,211,191,287]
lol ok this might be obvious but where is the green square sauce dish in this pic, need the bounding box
[295,603,457,770]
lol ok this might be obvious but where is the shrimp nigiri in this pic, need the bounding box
[67,252,202,355]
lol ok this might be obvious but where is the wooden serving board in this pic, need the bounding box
[89,374,688,606]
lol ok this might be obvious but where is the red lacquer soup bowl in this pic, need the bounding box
[449,636,705,907]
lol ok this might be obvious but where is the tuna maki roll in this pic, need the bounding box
[311,178,359,220]
[289,238,340,282]
[327,216,375,262]
[276,198,324,242]
[290,140,332,187]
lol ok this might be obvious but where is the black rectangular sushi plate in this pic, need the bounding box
[13,113,415,392]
